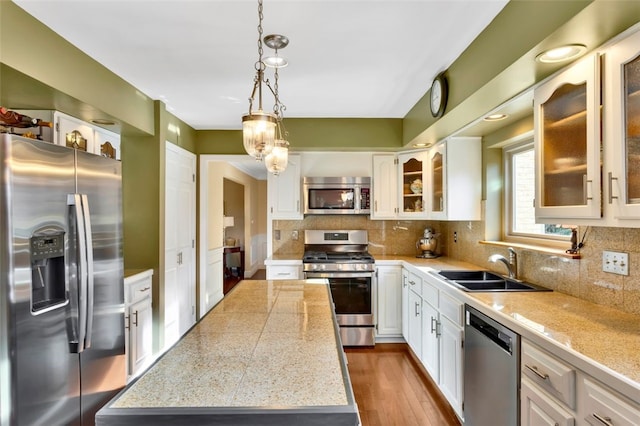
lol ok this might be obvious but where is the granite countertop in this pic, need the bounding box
[376,255,640,401]
[96,280,359,426]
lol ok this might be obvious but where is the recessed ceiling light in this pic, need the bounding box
[90,118,116,125]
[483,113,508,122]
[413,142,431,148]
[535,44,587,63]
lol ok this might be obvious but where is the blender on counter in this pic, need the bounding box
[416,227,439,258]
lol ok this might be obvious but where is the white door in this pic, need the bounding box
[165,143,196,349]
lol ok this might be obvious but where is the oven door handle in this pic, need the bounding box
[305,271,375,279]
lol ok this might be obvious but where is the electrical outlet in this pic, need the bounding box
[292,230,299,240]
[602,250,629,275]
[453,231,457,243]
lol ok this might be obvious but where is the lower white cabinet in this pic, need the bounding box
[125,269,154,381]
[376,265,403,337]
[521,377,575,426]
[266,264,301,280]
[401,268,464,419]
[401,268,409,341]
[407,287,423,358]
[521,338,640,426]
[438,314,463,414]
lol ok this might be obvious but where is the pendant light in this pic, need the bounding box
[242,0,291,173]
[242,0,276,161]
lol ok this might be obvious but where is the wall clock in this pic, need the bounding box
[430,72,448,118]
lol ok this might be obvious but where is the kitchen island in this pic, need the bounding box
[96,279,359,426]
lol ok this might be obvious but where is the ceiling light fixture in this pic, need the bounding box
[483,113,508,122]
[535,44,587,63]
[242,0,291,175]
[263,34,289,68]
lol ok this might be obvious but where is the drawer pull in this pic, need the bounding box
[125,315,130,330]
[277,272,290,276]
[431,316,437,334]
[409,280,416,286]
[138,286,150,292]
[525,364,549,381]
[591,413,613,426]
[132,311,139,327]
[415,302,420,317]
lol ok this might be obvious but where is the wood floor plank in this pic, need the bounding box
[345,344,461,426]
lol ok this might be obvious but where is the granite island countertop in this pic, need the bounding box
[96,279,359,426]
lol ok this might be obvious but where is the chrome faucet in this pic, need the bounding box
[488,247,518,279]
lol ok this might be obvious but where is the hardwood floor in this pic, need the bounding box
[345,344,461,426]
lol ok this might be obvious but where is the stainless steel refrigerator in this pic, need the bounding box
[0,134,125,425]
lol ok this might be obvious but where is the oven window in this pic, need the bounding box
[308,188,355,210]
[328,277,371,314]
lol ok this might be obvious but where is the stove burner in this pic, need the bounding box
[302,251,374,263]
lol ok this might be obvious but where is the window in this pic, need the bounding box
[504,141,572,241]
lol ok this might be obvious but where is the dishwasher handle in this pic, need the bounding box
[467,309,514,355]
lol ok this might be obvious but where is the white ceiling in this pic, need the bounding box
[13,0,508,131]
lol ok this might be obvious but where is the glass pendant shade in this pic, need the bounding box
[242,111,277,160]
[265,139,289,175]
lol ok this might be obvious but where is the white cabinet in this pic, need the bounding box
[124,270,154,381]
[521,377,575,426]
[407,274,423,358]
[421,297,439,380]
[427,137,482,221]
[398,151,428,218]
[375,265,403,337]
[438,314,463,413]
[268,154,302,219]
[534,54,601,221]
[604,28,640,222]
[371,154,398,219]
[266,264,301,280]
[401,268,409,342]
[520,338,640,426]
[580,377,640,426]
[54,111,121,159]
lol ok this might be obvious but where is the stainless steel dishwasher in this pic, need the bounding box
[464,305,520,426]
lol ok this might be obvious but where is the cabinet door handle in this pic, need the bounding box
[132,311,139,327]
[297,200,300,213]
[583,174,593,203]
[414,302,420,317]
[430,316,437,333]
[591,413,614,426]
[125,315,130,330]
[608,172,618,204]
[139,287,150,292]
[524,364,549,381]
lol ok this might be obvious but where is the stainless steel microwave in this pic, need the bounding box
[303,177,371,215]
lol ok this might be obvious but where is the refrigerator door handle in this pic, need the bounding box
[80,194,94,349]
[68,194,89,353]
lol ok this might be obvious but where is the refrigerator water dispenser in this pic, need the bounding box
[30,231,67,314]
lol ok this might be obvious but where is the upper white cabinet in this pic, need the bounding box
[605,28,640,221]
[398,150,428,218]
[55,111,121,160]
[268,154,302,220]
[371,154,399,219]
[428,137,482,221]
[534,54,601,221]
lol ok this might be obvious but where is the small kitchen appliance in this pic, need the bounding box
[302,230,375,346]
[416,227,439,258]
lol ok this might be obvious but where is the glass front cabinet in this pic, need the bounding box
[398,151,428,218]
[605,28,640,221]
[534,53,601,222]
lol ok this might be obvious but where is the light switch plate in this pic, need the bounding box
[602,250,629,275]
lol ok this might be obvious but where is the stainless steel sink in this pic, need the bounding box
[433,270,551,292]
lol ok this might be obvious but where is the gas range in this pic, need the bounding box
[302,230,375,273]
[302,230,376,346]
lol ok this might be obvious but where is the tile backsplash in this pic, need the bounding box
[273,217,640,316]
